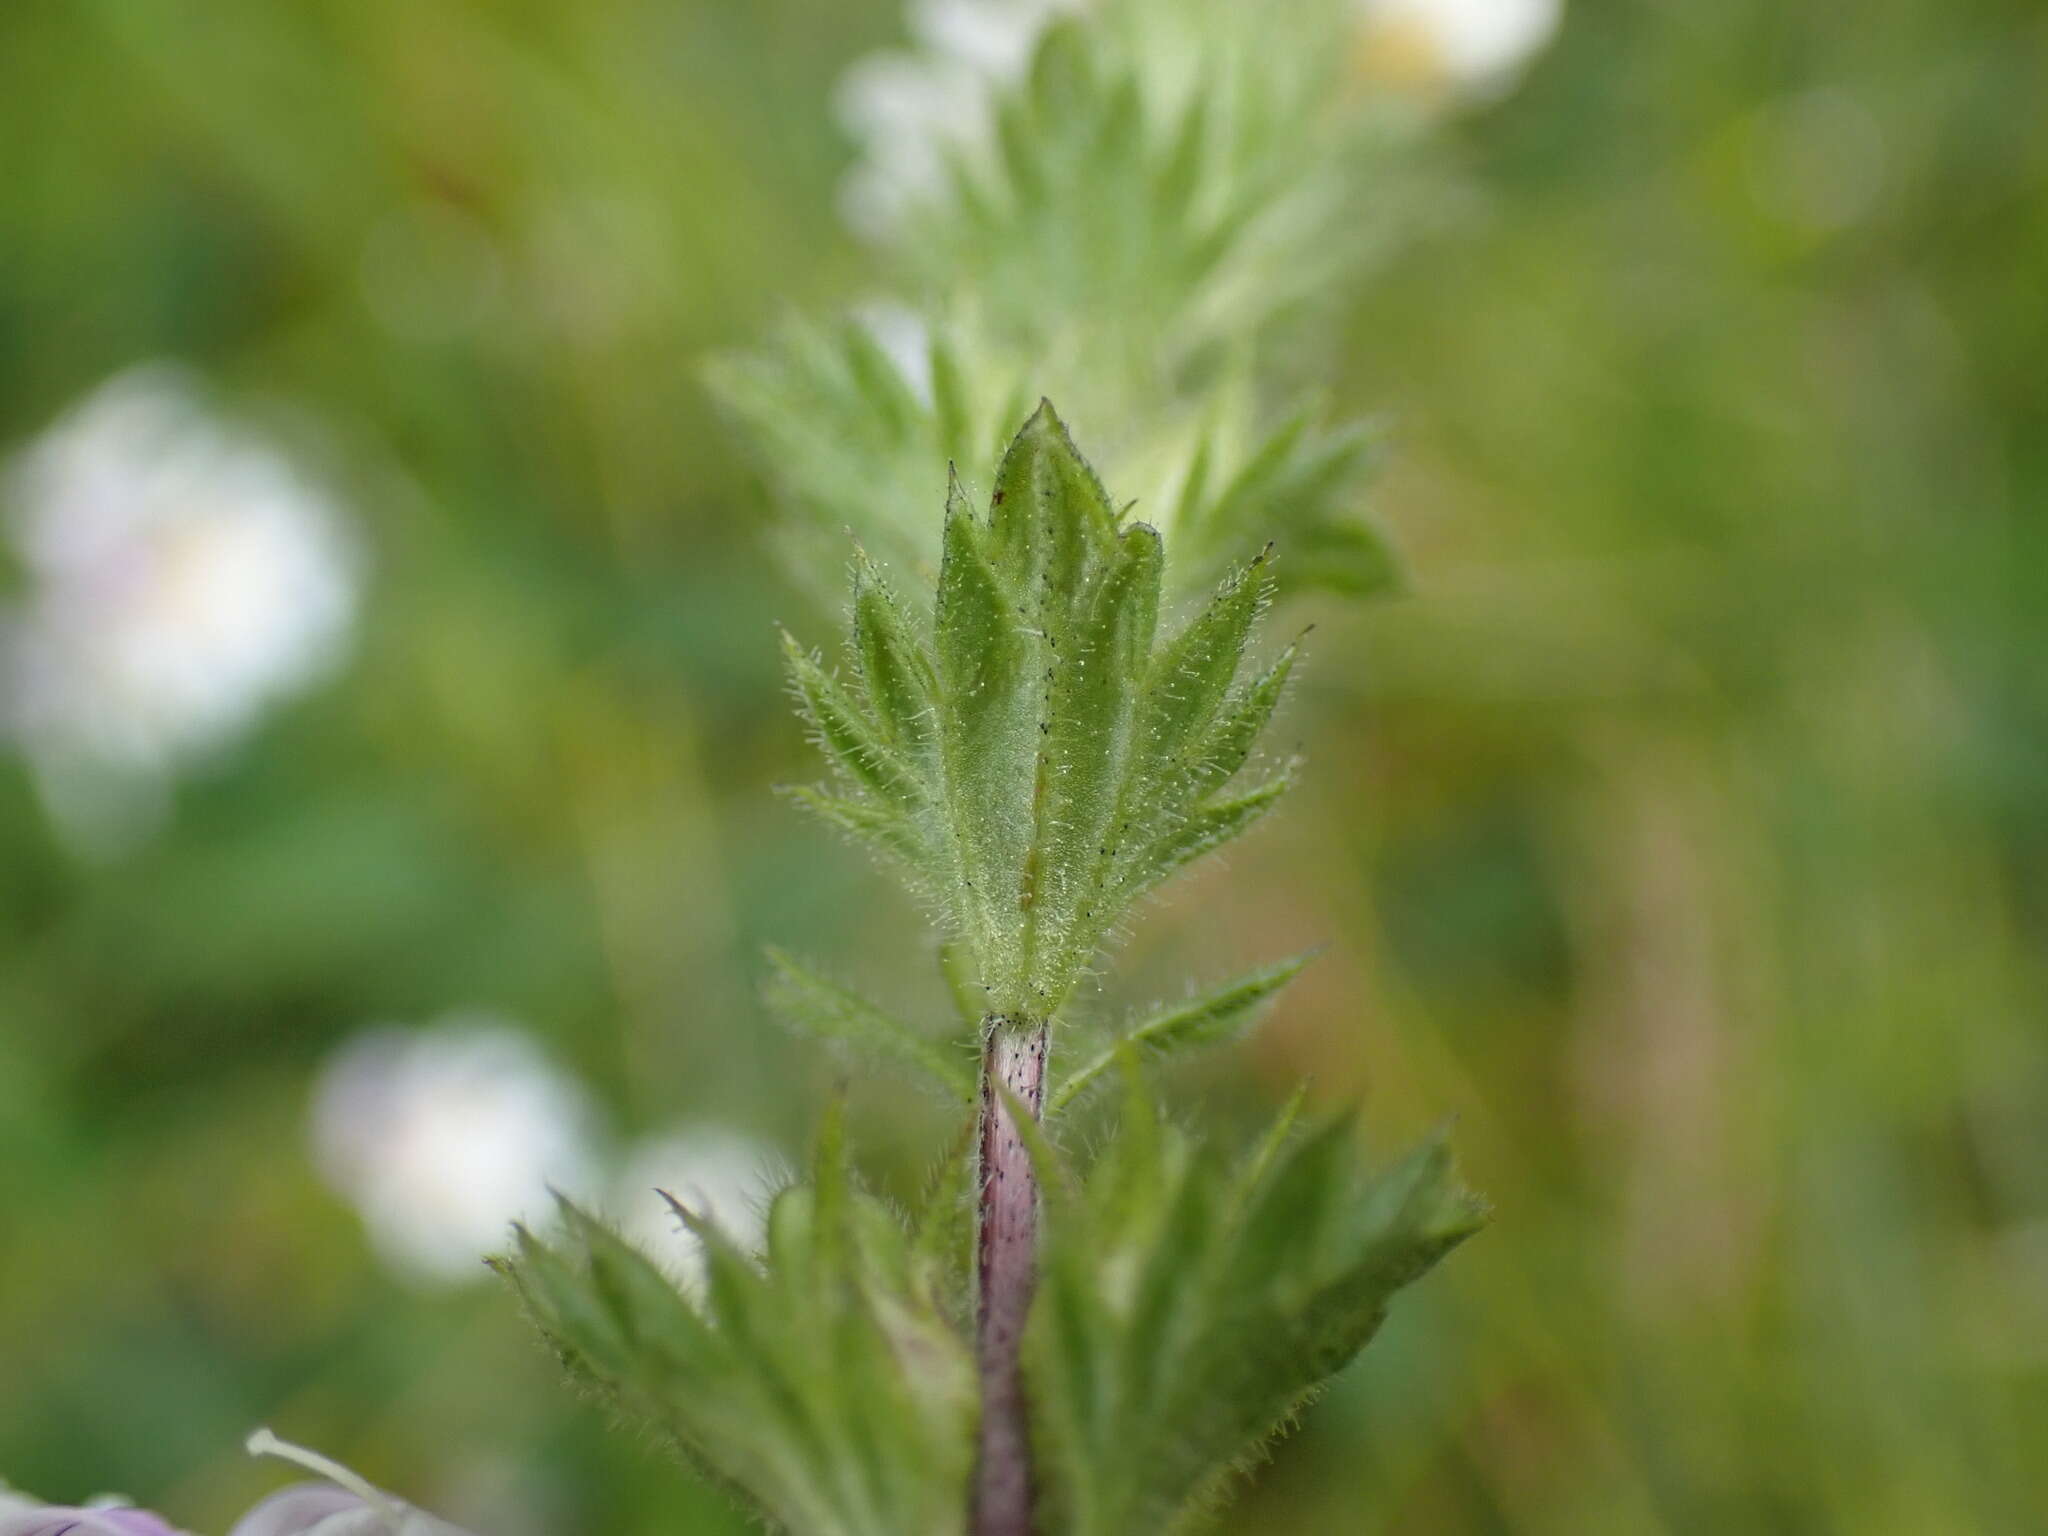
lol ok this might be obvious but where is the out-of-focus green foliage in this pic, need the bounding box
[4,0,2047,1533]
[711,5,1407,605]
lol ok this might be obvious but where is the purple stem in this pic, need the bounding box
[972,1014,1048,1536]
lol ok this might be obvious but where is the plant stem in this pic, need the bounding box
[973,1013,1048,1536]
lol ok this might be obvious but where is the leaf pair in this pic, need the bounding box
[763,944,1312,1113]
[786,403,1297,1021]
[503,1067,1485,1536]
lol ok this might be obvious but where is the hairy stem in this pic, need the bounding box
[973,1014,1048,1536]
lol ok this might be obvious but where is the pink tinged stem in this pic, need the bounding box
[973,1014,1048,1536]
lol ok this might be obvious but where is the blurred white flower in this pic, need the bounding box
[615,1124,781,1289]
[311,1017,600,1286]
[1,364,360,849]
[835,0,1087,238]
[1353,0,1562,96]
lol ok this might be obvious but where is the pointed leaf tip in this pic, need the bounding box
[787,404,1303,1016]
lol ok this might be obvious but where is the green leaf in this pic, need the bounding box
[1130,547,1272,792]
[1023,1081,1487,1535]
[1030,521,1163,989]
[783,630,923,804]
[851,547,941,758]
[501,1154,976,1536]
[930,333,974,466]
[788,405,1298,1019]
[932,479,1038,977]
[985,397,1121,603]
[780,784,927,872]
[1187,639,1298,802]
[1122,770,1293,906]
[763,947,974,1101]
[937,940,987,1030]
[1050,952,1314,1112]
[839,318,922,439]
[1177,410,1398,600]
[908,1118,978,1304]
[1151,88,1209,231]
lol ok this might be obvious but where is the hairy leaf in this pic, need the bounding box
[1022,1084,1488,1535]
[498,1115,977,1536]
[785,403,1297,1019]
[1050,952,1314,1112]
[851,547,941,758]
[763,948,975,1101]
[780,784,928,872]
[783,631,923,804]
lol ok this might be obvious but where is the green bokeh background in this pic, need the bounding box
[4,2,2045,1532]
